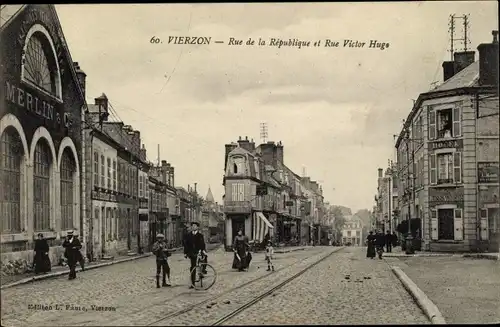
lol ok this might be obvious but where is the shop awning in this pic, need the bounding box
[253,212,274,243]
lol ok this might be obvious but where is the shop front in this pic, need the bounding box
[0,5,85,267]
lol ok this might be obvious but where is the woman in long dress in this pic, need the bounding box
[232,229,249,271]
[33,233,51,274]
[366,231,376,259]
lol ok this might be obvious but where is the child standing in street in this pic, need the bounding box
[265,241,275,271]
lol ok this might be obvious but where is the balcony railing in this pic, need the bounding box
[224,200,252,213]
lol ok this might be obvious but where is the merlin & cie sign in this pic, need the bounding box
[430,139,463,150]
[429,188,464,204]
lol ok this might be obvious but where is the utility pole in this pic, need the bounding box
[157,144,160,167]
[449,14,471,60]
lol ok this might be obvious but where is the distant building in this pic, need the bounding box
[341,216,363,246]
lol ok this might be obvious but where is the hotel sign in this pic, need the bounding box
[429,188,464,205]
[430,139,463,151]
[478,162,499,183]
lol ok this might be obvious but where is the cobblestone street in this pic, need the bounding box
[0,247,326,327]
[221,247,429,325]
[389,256,500,324]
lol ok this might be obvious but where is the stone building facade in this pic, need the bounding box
[1,5,85,265]
[395,31,499,252]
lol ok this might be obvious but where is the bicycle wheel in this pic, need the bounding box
[190,263,217,290]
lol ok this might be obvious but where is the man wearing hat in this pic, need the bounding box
[184,221,207,289]
[62,230,82,280]
[152,233,171,288]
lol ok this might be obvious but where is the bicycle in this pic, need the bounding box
[190,250,217,290]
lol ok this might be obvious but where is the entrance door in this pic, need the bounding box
[438,209,454,240]
[149,222,157,252]
[488,208,499,252]
[232,217,245,242]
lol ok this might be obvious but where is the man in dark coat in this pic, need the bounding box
[385,231,393,253]
[375,230,385,259]
[184,222,207,289]
[62,231,82,280]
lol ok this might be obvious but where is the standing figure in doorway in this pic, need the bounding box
[232,229,249,272]
[33,233,51,274]
[184,222,207,289]
[62,231,82,280]
[392,231,399,248]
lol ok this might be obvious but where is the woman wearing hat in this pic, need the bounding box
[232,229,250,272]
[152,233,171,288]
[33,233,51,274]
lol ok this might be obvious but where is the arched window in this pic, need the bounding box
[0,128,23,233]
[22,32,57,95]
[60,149,75,230]
[233,163,238,174]
[33,140,52,231]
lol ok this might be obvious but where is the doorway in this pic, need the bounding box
[488,208,499,252]
[231,216,246,242]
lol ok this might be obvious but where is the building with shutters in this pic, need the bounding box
[395,30,499,253]
[83,92,149,259]
[341,216,363,246]
[0,5,85,265]
[223,136,327,250]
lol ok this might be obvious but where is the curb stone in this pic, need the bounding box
[462,253,499,261]
[391,266,446,325]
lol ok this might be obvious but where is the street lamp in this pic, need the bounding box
[403,128,415,254]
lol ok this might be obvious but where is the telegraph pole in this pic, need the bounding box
[449,14,471,59]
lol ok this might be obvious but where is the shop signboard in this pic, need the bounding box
[478,162,499,183]
[429,188,464,205]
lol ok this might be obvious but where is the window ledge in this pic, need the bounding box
[433,240,463,244]
[0,233,30,244]
[431,184,462,188]
[37,231,58,240]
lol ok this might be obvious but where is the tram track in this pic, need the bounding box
[147,247,345,326]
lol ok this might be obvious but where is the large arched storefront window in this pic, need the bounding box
[0,128,23,233]
[60,148,75,230]
[33,140,52,231]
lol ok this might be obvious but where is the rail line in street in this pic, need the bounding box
[147,247,345,326]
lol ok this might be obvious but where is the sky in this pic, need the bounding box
[55,2,498,212]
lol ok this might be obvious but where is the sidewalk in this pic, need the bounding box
[0,243,223,289]
[391,256,500,324]
[383,246,499,260]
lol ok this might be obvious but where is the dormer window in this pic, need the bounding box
[233,163,238,174]
[232,156,244,175]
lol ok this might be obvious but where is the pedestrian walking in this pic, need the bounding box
[74,234,85,271]
[152,233,171,288]
[232,229,249,272]
[391,231,399,248]
[385,231,393,253]
[62,231,82,280]
[375,230,385,259]
[366,231,376,259]
[265,241,275,271]
[33,233,51,274]
[184,222,207,289]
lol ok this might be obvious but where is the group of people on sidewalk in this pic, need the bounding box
[366,230,398,259]
[32,231,85,280]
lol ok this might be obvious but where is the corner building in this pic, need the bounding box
[0,5,85,264]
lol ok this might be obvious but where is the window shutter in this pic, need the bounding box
[429,107,436,140]
[231,183,237,202]
[429,154,437,185]
[480,209,489,240]
[453,208,463,241]
[430,209,438,240]
[239,183,245,201]
[452,104,462,137]
[453,152,462,183]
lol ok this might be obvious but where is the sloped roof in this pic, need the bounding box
[228,146,253,157]
[0,5,26,29]
[432,61,479,92]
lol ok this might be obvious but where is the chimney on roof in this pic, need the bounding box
[95,93,109,121]
[442,61,455,82]
[237,135,254,152]
[477,30,499,87]
[224,142,239,171]
[73,62,86,98]
[378,168,383,178]
[454,51,476,74]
